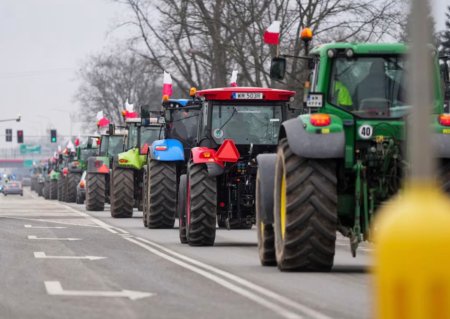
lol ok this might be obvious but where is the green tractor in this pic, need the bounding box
[43,156,61,200]
[85,125,126,211]
[110,106,162,218]
[256,42,450,271]
[58,138,98,203]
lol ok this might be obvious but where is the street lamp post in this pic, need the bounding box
[0,114,21,123]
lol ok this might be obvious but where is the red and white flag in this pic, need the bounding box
[264,21,281,45]
[162,71,173,97]
[230,70,238,87]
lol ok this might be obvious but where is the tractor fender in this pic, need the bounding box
[256,154,277,224]
[150,139,185,161]
[191,147,225,176]
[280,118,345,158]
[87,157,110,174]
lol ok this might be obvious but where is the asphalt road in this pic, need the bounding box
[0,188,373,319]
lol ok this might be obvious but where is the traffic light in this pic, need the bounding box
[5,129,12,142]
[17,130,23,143]
[50,129,57,143]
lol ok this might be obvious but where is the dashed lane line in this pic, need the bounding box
[0,216,101,228]
[125,237,302,319]
[28,235,81,241]
[134,237,333,319]
[56,202,332,319]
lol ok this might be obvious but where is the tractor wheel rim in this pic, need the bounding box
[280,168,287,241]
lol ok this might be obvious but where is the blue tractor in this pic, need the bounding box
[143,98,201,230]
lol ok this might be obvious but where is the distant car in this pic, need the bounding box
[3,181,23,196]
[22,177,31,187]
[76,171,86,204]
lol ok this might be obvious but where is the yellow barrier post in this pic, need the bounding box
[374,0,450,318]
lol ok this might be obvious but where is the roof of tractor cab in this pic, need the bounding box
[196,87,296,101]
[310,42,407,56]
[163,99,199,108]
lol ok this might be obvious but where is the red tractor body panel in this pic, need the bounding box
[196,87,295,101]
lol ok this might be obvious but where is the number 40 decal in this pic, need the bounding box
[358,124,373,139]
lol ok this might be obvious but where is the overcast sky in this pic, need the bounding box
[0,0,448,149]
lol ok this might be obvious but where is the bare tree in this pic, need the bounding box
[74,49,161,131]
[117,0,406,92]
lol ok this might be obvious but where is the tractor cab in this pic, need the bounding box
[196,87,294,155]
[161,98,202,159]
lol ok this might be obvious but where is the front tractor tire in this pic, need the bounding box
[178,174,187,243]
[110,167,134,218]
[187,163,217,246]
[256,169,276,266]
[85,173,106,211]
[146,160,177,229]
[274,138,337,271]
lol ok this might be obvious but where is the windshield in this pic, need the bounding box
[128,125,138,148]
[329,56,407,118]
[141,126,162,145]
[166,108,200,147]
[211,104,283,145]
[108,136,124,156]
[80,148,98,161]
[101,135,124,156]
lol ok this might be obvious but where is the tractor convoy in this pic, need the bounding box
[30,31,450,273]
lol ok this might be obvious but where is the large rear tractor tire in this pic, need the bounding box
[110,168,134,218]
[43,182,49,199]
[147,160,177,229]
[85,173,106,211]
[142,168,148,227]
[256,168,276,266]
[187,163,217,246]
[49,180,58,200]
[441,160,450,194]
[274,138,337,271]
[66,173,80,203]
[57,176,65,201]
[178,174,187,243]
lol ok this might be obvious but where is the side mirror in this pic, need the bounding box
[270,57,286,80]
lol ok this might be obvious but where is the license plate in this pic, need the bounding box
[232,92,263,100]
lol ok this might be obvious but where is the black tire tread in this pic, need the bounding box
[85,173,106,211]
[66,173,80,203]
[110,168,134,218]
[274,138,337,271]
[147,161,177,229]
[187,164,216,246]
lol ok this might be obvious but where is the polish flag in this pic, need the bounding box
[162,71,173,98]
[97,117,110,127]
[230,70,238,87]
[264,21,281,45]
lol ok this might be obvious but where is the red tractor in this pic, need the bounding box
[178,87,295,246]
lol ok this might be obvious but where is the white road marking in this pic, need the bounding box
[44,281,153,300]
[62,203,330,319]
[0,216,101,228]
[134,237,332,319]
[59,204,119,234]
[34,252,106,260]
[125,237,302,319]
[25,224,66,229]
[28,235,81,241]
